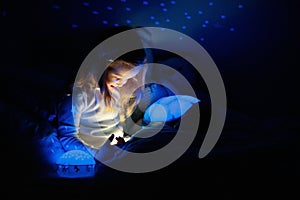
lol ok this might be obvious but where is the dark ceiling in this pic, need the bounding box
[1,0,299,117]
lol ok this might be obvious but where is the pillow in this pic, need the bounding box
[143,95,200,123]
[131,83,174,123]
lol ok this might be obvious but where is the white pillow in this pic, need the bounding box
[143,95,200,123]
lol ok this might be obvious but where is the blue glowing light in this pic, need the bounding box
[72,24,78,28]
[50,0,244,44]
[92,10,99,15]
[56,150,95,165]
[52,5,60,10]
[82,2,90,7]
[144,95,200,123]
[56,150,96,178]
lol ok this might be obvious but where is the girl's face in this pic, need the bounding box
[106,66,140,88]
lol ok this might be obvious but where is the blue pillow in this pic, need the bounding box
[143,95,200,123]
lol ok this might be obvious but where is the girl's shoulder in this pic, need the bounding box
[73,86,102,99]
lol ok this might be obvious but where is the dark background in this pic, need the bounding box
[0,0,299,196]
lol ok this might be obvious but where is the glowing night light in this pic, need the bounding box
[56,150,96,178]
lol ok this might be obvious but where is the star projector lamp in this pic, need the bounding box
[56,150,96,178]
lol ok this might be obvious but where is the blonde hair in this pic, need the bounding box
[75,59,147,119]
[103,60,148,121]
[99,60,138,109]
